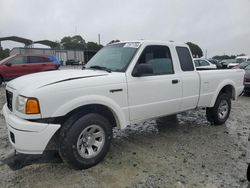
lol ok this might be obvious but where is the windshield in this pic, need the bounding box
[240,61,250,68]
[0,55,15,64]
[85,42,140,72]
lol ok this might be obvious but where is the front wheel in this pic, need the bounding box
[59,113,113,169]
[206,93,231,125]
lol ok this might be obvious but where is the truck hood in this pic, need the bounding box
[7,69,109,91]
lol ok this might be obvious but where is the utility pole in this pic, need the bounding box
[98,34,101,45]
[205,49,207,59]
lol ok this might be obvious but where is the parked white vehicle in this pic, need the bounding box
[193,58,217,69]
[228,56,249,69]
[3,40,244,169]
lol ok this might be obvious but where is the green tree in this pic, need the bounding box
[236,53,246,57]
[212,55,236,60]
[186,42,203,58]
[61,35,86,50]
[86,42,103,51]
[0,47,10,60]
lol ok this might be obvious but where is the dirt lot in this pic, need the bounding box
[0,79,250,187]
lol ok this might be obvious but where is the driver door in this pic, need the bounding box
[127,45,182,122]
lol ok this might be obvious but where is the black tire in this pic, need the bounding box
[59,113,113,169]
[0,76,3,86]
[244,90,250,96]
[206,93,231,125]
[247,164,250,182]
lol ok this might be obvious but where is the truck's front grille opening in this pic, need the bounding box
[10,131,15,143]
[6,90,13,111]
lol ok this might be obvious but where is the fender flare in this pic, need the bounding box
[209,79,236,107]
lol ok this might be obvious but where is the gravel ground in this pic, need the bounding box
[0,70,250,187]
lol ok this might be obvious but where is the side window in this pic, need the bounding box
[200,60,209,66]
[8,56,27,65]
[29,56,49,63]
[137,45,174,75]
[176,47,194,71]
[43,57,51,62]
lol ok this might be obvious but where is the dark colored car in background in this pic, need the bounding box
[244,64,250,94]
[0,54,60,85]
[233,61,250,69]
[208,59,223,69]
[219,59,237,69]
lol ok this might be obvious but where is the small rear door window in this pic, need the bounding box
[176,47,194,71]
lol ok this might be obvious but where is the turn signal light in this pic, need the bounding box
[26,98,40,114]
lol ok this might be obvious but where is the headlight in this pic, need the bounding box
[16,95,40,114]
[16,95,27,113]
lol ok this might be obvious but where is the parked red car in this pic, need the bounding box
[0,54,60,85]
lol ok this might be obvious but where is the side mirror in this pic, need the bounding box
[5,62,12,66]
[132,64,153,77]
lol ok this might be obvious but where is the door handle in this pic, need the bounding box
[172,79,179,84]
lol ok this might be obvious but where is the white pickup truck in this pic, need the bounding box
[3,40,244,169]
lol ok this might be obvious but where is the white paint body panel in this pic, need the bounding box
[2,40,245,154]
[2,104,60,154]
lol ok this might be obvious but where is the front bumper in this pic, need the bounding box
[2,104,61,154]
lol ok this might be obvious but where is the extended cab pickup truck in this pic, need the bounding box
[3,40,244,169]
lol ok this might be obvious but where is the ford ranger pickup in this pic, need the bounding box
[3,40,245,169]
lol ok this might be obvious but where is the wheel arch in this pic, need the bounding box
[52,95,128,129]
[210,80,236,107]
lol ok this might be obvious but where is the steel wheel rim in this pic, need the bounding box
[77,124,105,159]
[218,100,229,120]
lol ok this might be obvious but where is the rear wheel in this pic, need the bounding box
[206,93,231,125]
[59,113,112,169]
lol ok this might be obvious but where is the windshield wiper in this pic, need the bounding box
[88,65,112,73]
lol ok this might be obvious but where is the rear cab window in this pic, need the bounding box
[176,46,194,71]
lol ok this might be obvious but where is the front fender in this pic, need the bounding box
[52,95,128,129]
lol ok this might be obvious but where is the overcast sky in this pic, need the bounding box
[0,0,250,57]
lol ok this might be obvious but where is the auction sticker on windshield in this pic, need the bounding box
[124,42,141,48]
